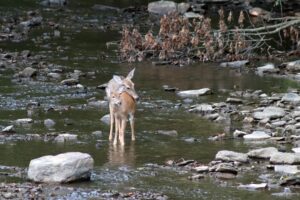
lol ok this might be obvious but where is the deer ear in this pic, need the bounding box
[113,75,123,84]
[126,68,135,80]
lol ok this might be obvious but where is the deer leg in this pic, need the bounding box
[129,113,135,141]
[120,119,127,146]
[113,115,119,145]
[109,104,114,141]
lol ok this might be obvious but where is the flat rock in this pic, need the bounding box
[215,150,248,163]
[281,93,300,104]
[238,183,267,190]
[184,12,202,18]
[15,118,33,125]
[192,165,209,173]
[270,152,300,164]
[148,1,177,15]
[189,103,214,113]
[177,88,211,98]
[27,152,93,183]
[247,147,278,159]
[243,131,271,140]
[274,165,300,174]
[54,133,77,143]
[220,60,249,68]
[253,106,285,120]
[157,130,178,137]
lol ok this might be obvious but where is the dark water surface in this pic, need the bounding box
[0,1,300,199]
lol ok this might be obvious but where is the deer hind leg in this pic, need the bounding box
[129,113,135,141]
[119,119,127,146]
[109,104,114,141]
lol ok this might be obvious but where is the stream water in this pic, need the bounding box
[0,0,300,199]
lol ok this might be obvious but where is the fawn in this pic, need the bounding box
[105,68,138,145]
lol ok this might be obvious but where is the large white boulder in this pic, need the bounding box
[28,152,94,183]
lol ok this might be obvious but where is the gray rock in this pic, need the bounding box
[189,103,214,113]
[281,93,300,104]
[100,114,110,125]
[192,165,209,173]
[214,163,238,175]
[215,172,236,179]
[54,133,77,143]
[177,2,190,14]
[148,1,177,15]
[238,183,267,190]
[44,119,55,128]
[220,60,249,68]
[88,100,108,108]
[270,152,300,164]
[47,72,61,79]
[247,147,278,159]
[15,118,33,125]
[292,147,300,153]
[61,78,79,86]
[279,176,300,186]
[274,165,300,174]
[285,60,300,72]
[27,152,93,183]
[157,130,178,137]
[92,4,120,12]
[92,131,103,138]
[253,106,285,120]
[40,0,67,6]
[256,63,277,75]
[18,67,37,78]
[226,98,243,104]
[2,125,15,133]
[177,88,211,98]
[215,150,248,163]
[233,130,248,138]
[243,131,271,140]
[184,12,203,18]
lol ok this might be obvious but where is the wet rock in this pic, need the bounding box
[220,60,249,68]
[88,100,108,108]
[176,159,194,166]
[238,183,268,190]
[274,165,300,174]
[280,176,300,186]
[100,114,110,125]
[247,147,278,159]
[18,67,37,78]
[40,0,67,6]
[157,130,178,137]
[214,172,236,179]
[177,88,211,98]
[178,2,190,14]
[15,118,33,125]
[2,125,15,133]
[284,60,300,72]
[54,133,78,143]
[192,165,209,173]
[61,78,79,86]
[281,93,300,104]
[92,4,120,12]
[233,130,247,138]
[162,85,178,92]
[292,147,300,153]
[44,119,55,128]
[256,63,278,75]
[226,98,243,104]
[213,163,238,175]
[189,103,214,113]
[27,152,93,183]
[148,1,177,15]
[92,131,102,138]
[47,72,61,79]
[253,106,285,120]
[184,12,203,18]
[215,150,248,163]
[243,131,271,140]
[270,152,300,164]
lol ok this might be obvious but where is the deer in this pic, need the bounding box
[105,68,139,145]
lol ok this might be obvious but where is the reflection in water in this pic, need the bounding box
[106,142,136,167]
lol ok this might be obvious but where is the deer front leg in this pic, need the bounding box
[119,119,127,146]
[109,104,114,141]
[129,113,135,141]
[113,115,119,145]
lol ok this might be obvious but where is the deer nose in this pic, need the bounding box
[135,96,140,102]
